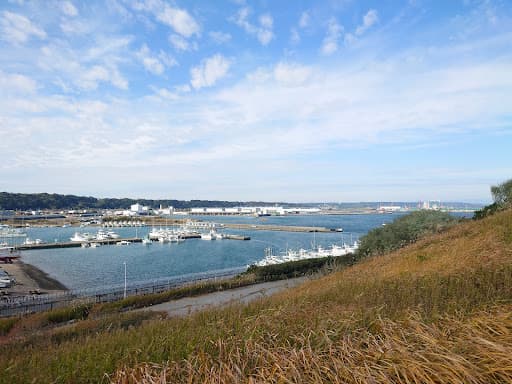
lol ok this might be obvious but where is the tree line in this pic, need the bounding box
[0,192,289,211]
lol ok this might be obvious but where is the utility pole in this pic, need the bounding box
[123,262,127,299]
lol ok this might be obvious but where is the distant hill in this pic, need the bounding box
[0,192,290,211]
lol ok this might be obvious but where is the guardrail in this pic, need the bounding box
[0,267,247,317]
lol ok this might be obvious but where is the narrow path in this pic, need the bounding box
[139,277,308,317]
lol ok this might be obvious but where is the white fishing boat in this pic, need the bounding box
[0,228,27,238]
[149,228,164,240]
[70,232,94,242]
[23,238,45,246]
[214,232,225,240]
[256,239,359,267]
[200,233,213,240]
[201,229,217,240]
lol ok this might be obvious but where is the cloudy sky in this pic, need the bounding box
[0,0,511,203]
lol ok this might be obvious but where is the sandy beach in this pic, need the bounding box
[0,261,67,296]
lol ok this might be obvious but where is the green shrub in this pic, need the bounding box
[474,178,512,219]
[45,303,91,324]
[0,317,19,336]
[356,211,457,258]
[246,256,352,280]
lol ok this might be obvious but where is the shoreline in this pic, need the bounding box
[1,260,67,295]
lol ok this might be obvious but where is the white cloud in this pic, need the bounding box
[0,71,37,94]
[273,62,312,86]
[38,38,131,91]
[355,9,378,36]
[246,67,272,83]
[158,50,178,67]
[137,45,164,75]
[209,31,231,44]
[130,0,200,37]
[77,65,109,90]
[175,84,191,93]
[343,9,378,45]
[151,86,179,101]
[245,62,312,86]
[321,18,343,55]
[169,33,196,51]
[0,11,46,44]
[259,13,273,29]
[233,7,274,46]
[290,28,300,44]
[211,51,512,167]
[60,19,90,35]
[61,1,78,17]
[299,11,310,28]
[155,4,200,37]
[190,54,230,89]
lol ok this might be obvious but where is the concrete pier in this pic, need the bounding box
[221,223,335,233]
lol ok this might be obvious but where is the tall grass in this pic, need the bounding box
[0,317,18,336]
[113,305,512,384]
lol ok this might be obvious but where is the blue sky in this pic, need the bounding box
[0,0,511,203]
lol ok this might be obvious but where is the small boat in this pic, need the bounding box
[0,228,27,237]
[201,230,217,240]
[23,238,45,246]
[142,237,152,245]
[116,240,131,246]
[70,232,94,242]
[107,231,120,239]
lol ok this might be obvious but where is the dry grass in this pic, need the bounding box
[113,305,512,384]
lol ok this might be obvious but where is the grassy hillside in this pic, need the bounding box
[1,209,512,383]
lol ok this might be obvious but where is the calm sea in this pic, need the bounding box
[10,213,470,291]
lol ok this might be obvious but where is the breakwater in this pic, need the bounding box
[221,223,336,232]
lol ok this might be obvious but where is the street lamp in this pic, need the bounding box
[123,262,127,299]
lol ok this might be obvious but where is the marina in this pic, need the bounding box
[0,213,471,296]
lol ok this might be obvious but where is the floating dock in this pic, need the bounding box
[16,234,250,251]
[15,238,142,251]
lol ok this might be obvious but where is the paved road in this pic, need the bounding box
[139,277,308,317]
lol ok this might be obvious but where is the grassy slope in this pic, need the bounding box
[1,210,512,383]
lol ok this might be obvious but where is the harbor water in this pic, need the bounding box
[7,213,470,291]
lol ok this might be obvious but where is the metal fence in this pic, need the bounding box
[0,267,246,317]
